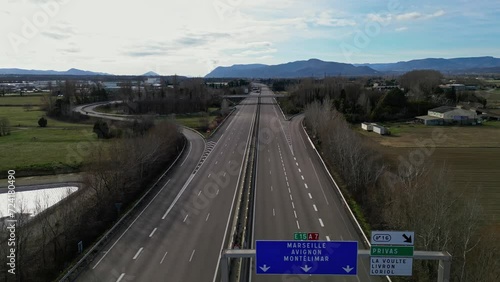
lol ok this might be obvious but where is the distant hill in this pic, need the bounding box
[143,71,160,76]
[205,59,379,78]
[0,68,111,76]
[356,56,500,73]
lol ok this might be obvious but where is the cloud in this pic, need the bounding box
[395,27,408,32]
[310,11,356,27]
[366,13,392,25]
[42,23,76,40]
[396,10,445,21]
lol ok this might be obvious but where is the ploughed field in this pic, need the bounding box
[358,121,500,231]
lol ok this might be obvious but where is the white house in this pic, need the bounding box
[417,106,477,125]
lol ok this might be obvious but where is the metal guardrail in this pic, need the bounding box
[57,138,187,282]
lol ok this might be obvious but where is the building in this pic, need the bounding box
[361,122,388,135]
[417,106,478,125]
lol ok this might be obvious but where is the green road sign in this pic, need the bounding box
[370,246,414,257]
[294,232,307,240]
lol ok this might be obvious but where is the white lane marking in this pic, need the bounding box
[273,209,275,216]
[296,162,299,166]
[308,193,312,199]
[326,236,331,241]
[305,183,308,189]
[294,210,297,218]
[298,168,301,173]
[292,202,295,209]
[116,273,125,282]
[309,157,330,205]
[161,174,195,220]
[296,221,300,229]
[206,213,210,221]
[290,194,293,201]
[286,181,289,187]
[208,173,211,178]
[301,175,305,180]
[313,204,318,212]
[319,218,324,227]
[341,235,344,240]
[160,251,168,264]
[269,158,271,162]
[189,250,196,262]
[183,214,189,222]
[294,157,297,161]
[180,141,192,167]
[271,186,273,191]
[133,247,143,260]
[220,152,223,155]
[284,171,287,176]
[223,172,226,177]
[288,187,291,194]
[285,176,288,181]
[198,190,202,196]
[149,228,157,238]
[93,179,171,269]
[216,189,219,195]
[270,171,272,175]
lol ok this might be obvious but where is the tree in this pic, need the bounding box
[0,117,10,136]
[38,117,48,127]
[93,120,111,139]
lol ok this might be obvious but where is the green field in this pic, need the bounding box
[0,105,99,175]
[0,94,44,106]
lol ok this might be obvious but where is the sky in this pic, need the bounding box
[1,0,499,76]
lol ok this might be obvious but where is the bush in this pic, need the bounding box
[0,117,10,136]
[38,117,48,127]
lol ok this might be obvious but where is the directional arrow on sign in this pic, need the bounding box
[403,234,412,243]
[343,265,354,273]
[259,265,270,272]
[301,265,312,272]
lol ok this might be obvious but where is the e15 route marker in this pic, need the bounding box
[256,240,357,275]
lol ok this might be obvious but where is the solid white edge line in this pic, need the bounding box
[92,179,171,269]
[179,141,192,167]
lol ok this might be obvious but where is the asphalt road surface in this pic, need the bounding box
[251,85,383,282]
[77,98,258,282]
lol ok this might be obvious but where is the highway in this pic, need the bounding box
[251,85,382,282]
[77,98,258,281]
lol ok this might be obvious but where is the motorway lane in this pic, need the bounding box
[252,86,382,282]
[78,99,257,282]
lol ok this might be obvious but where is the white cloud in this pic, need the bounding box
[312,11,356,27]
[395,26,408,32]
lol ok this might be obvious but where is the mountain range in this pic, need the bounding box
[0,68,111,76]
[206,56,500,78]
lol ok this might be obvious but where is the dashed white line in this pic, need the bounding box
[301,175,305,180]
[308,193,312,199]
[160,251,168,264]
[216,189,219,195]
[116,273,125,282]
[149,228,157,238]
[223,172,226,177]
[326,236,331,241]
[133,247,143,260]
[206,213,210,221]
[189,250,196,262]
[288,187,291,193]
[286,181,290,187]
[296,162,299,166]
[313,204,318,212]
[318,218,324,227]
[208,173,211,178]
[273,209,275,216]
[298,168,301,173]
[290,194,293,201]
[291,202,295,209]
[198,191,201,196]
[271,186,273,191]
[294,157,297,161]
[294,210,297,218]
[304,183,308,189]
[296,220,300,229]
[215,161,218,164]
[183,214,189,223]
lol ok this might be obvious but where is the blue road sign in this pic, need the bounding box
[256,240,358,275]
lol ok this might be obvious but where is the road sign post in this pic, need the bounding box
[256,240,358,275]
